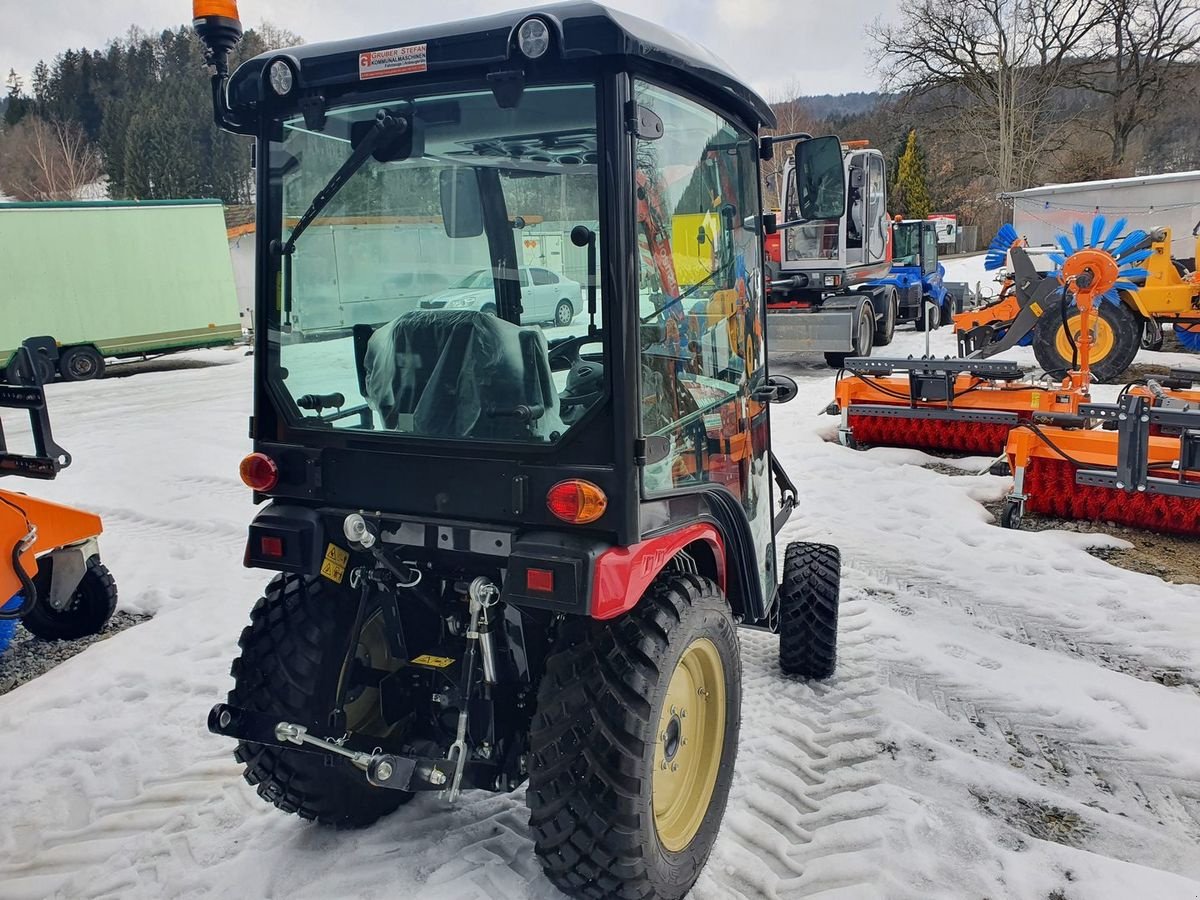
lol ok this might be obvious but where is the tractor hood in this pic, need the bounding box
[226,1,775,130]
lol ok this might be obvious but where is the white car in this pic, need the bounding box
[421,267,581,326]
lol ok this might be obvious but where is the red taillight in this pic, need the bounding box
[546,479,607,524]
[526,568,554,593]
[260,535,284,558]
[239,452,279,491]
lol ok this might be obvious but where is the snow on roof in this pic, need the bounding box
[1003,169,1200,198]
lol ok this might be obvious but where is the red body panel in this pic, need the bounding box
[590,522,725,620]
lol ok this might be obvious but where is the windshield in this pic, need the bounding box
[893,222,920,266]
[269,83,603,444]
[452,270,491,289]
[782,165,839,262]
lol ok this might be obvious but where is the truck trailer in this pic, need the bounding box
[1,199,242,382]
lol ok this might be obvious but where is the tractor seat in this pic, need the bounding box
[363,309,561,440]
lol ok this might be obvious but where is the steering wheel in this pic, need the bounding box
[547,331,602,371]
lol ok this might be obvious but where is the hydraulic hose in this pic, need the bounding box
[0,539,38,620]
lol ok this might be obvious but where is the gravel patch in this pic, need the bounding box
[0,610,151,697]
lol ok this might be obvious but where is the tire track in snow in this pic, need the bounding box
[0,755,240,900]
[701,599,887,899]
[849,558,1199,694]
[882,657,1200,870]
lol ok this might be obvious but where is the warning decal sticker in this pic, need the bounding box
[320,543,349,583]
[359,44,428,80]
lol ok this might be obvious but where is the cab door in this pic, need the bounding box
[632,81,778,602]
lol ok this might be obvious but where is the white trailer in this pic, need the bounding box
[1004,170,1200,264]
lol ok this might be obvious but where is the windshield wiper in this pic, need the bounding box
[276,109,409,326]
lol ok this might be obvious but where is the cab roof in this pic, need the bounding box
[228,1,775,129]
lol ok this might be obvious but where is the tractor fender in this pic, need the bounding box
[590,522,725,620]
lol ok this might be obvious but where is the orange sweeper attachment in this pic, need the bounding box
[828,217,1155,458]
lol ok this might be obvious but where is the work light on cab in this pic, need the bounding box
[239,452,278,491]
[268,60,294,96]
[516,17,551,58]
[546,479,607,524]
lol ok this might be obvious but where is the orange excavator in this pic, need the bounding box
[0,347,117,652]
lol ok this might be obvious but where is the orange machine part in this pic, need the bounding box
[193,0,240,20]
[953,290,1020,333]
[0,490,103,601]
[1005,426,1197,535]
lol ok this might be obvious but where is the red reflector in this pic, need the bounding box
[239,452,279,491]
[260,535,285,558]
[526,568,554,593]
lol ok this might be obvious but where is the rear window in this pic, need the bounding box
[532,268,558,285]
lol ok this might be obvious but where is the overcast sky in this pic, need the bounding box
[2,0,893,99]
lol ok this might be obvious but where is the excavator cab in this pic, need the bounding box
[194,3,846,895]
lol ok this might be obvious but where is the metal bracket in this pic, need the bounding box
[0,376,72,479]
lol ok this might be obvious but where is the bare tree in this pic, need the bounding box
[870,0,1103,192]
[760,79,824,208]
[1084,0,1200,165]
[0,117,103,200]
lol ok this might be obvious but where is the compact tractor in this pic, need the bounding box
[766,140,898,367]
[192,3,844,897]
[871,217,950,330]
[0,347,118,652]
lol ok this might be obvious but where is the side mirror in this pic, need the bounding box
[768,374,799,404]
[439,168,484,239]
[792,135,846,222]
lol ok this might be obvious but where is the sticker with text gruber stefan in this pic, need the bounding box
[359,44,427,80]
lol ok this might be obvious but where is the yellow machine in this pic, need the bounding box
[957,222,1200,382]
[0,348,117,648]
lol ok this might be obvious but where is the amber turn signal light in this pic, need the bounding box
[546,480,607,524]
[239,452,279,491]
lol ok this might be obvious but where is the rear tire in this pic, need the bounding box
[779,543,840,680]
[554,299,574,326]
[874,292,897,346]
[58,345,106,382]
[914,297,941,331]
[529,573,740,900]
[228,574,413,828]
[824,303,875,368]
[22,557,117,640]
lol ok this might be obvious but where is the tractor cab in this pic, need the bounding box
[881,218,949,327]
[194,3,846,896]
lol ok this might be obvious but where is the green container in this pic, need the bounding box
[0,199,242,366]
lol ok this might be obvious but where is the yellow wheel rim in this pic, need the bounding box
[652,637,726,852]
[1055,311,1115,364]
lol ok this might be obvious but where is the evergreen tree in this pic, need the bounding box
[3,70,30,127]
[893,129,931,220]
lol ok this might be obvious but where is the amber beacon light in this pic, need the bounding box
[192,0,243,73]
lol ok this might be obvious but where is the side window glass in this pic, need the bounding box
[633,82,764,496]
[532,268,554,286]
[519,269,530,287]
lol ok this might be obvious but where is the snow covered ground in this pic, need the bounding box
[2,262,1199,899]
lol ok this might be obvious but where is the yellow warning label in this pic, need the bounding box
[410,654,455,668]
[1030,301,1043,317]
[320,543,349,583]
[1030,391,1042,409]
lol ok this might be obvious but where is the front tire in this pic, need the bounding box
[779,543,840,680]
[914,297,942,331]
[22,557,117,640]
[528,573,740,900]
[228,574,413,828]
